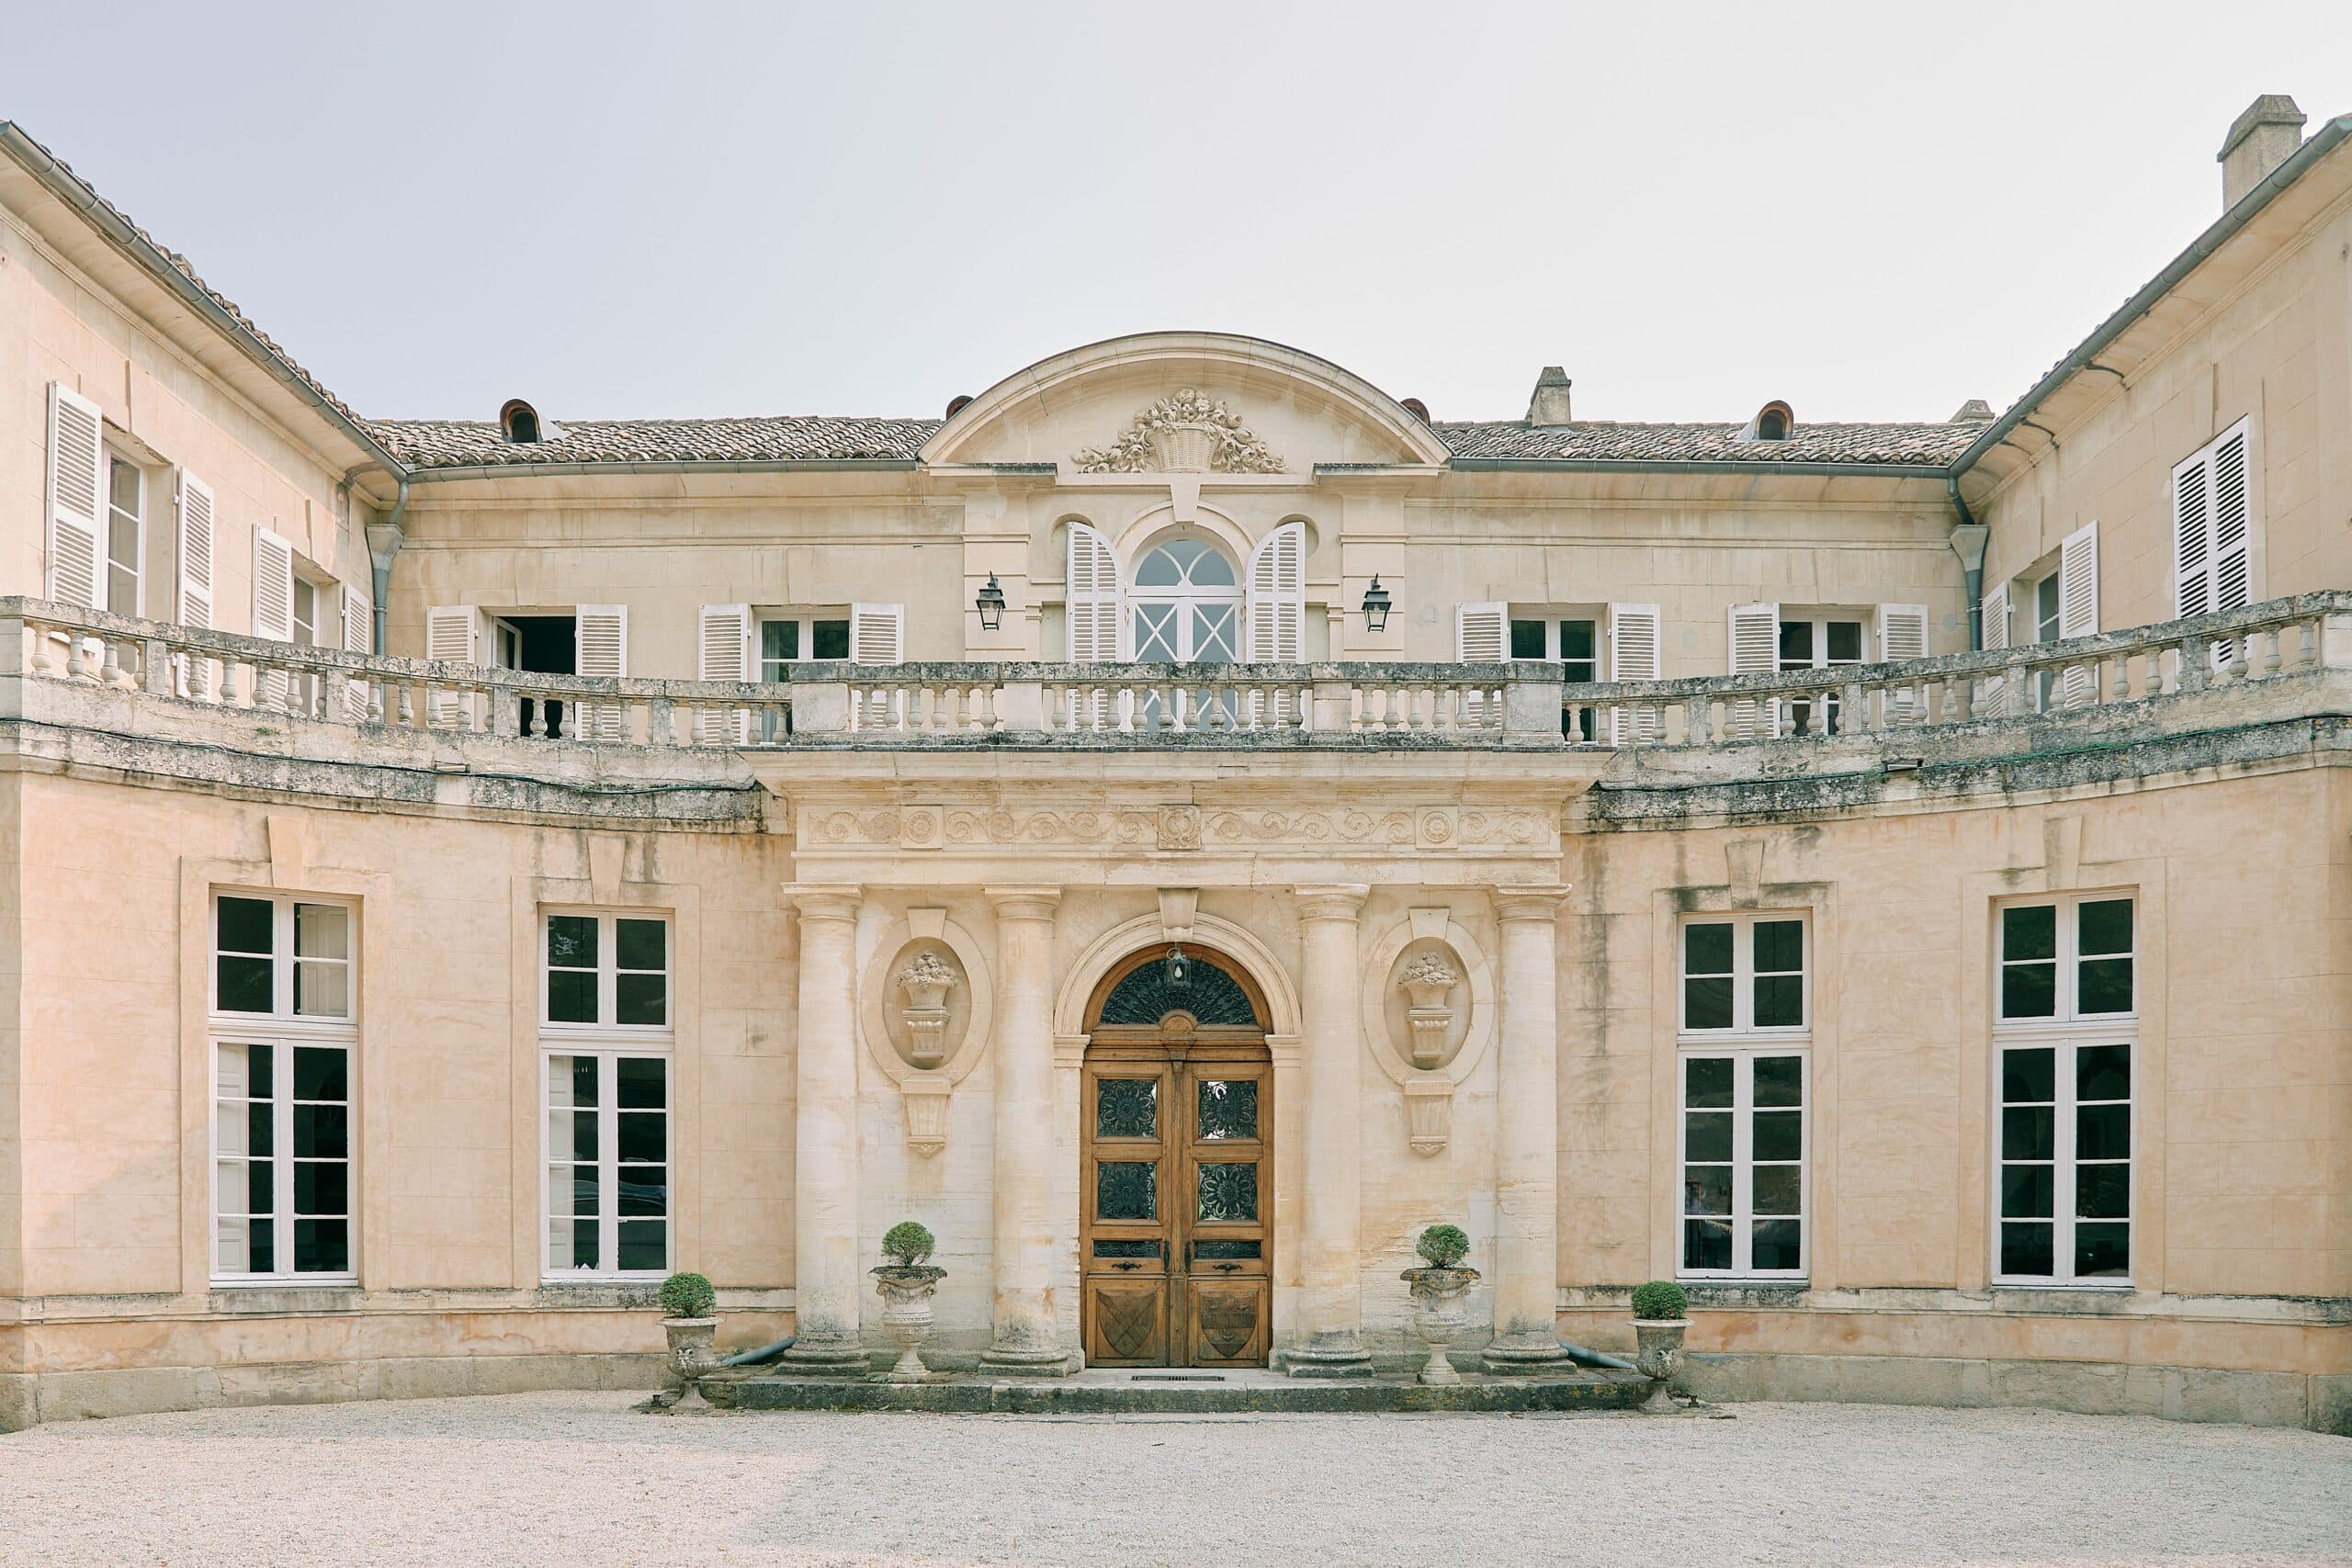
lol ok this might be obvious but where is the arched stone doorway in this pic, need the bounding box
[1079,945,1272,1367]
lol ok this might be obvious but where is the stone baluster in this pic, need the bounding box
[981,886,1071,1375]
[779,885,869,1376]
[1290,885,1373,1376]
[1487,885,1571,1368]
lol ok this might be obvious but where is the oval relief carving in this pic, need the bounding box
[1385,940,1469,1072]
[880,942,971,1071]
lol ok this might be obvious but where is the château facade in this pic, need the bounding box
[1,95,2346,1430]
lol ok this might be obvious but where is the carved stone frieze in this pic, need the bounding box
[801,801,1557,856]
[1069,389,1286,474]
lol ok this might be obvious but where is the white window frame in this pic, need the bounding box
[1677,1045,1809,1280]
[209,891,357,1286]
[756,611,853,681]
[538,908,674,1281]
[103,448,144,618]
[1992,893,2137,1288]
[1777,613,1866,734]
[1507,610,1605,674]
[1677,912,1810,1037]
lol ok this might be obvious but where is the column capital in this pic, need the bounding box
[984,885,1064,922]
[1295,884,1371,924]
[1492,884,1571,923]
[781,882,864,923]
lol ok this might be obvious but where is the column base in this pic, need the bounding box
[1479,1332,1574,1370]
[978,1344,1079,1378]
[778,1333,871,1379]
[1279,1334,1374,1379]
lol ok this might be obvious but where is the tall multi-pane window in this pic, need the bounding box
[759,615,851,681]
[1995,895,2135,1284]
[1510,615,1601,739]
[542,911,673,1278]
[211,893,356,1282]
[1678,915,1808,1278]
[1779,616,1863,734]
[105,454,142,616]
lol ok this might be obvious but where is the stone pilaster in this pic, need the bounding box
[1485,884,1572,1368]
[779,884,868,1375]
[980,886,1073,1374]
[1286,884,1374,1376]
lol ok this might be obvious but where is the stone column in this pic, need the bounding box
[1486,885,1573,1367]
[980,886,1072,1374]
[1287,884,1374,1376]
[780,884,868,1374]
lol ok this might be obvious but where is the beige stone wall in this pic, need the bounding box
[1975,188,2352,635]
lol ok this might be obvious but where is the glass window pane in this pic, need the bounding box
[109,456,141,516]
[294,961,349,1019]
[292,1103,348,1161]
[1754,1055,1804,1107]
[616,1057,667,1109]
[1683,976,1734,1030]
[2078,898,2132,957]
[247,1043,275,1101]
[1750,1165,1802,1216]
[2076,1044,2131,1101]
[2076,1162,2130,1220]
[1683,922,1733,976]
[547,914,596,968]
[293,1161,348,1217]
[2002,1105,2055,1160]
[1561,621,1597,661]
[616,1219,668,1273]
[812,620,850,660]
[1753,919,1804,974]
[1682,1217,1732,1270]
[571,1110,599,1162]
[246,1217,276,1275]
[2001,1047,2055,1103]
[1510,620,1546,660]
[1753,976,1804,1029]
[1683,1110,1732,1162]
[1684,1056,1734,1109]
[1095,1079,1157,1140]
[616,919,666,972]
[618,1166,667,1217]
[2078,957,2133,1016]
[2003,904,2056,961]
[2001,1164,2053,1219]
[294,903,348,960]
[1752,1109,1802,1161]
[2076,1102,2129,1161]
[1196,1162,1258,1223]
[217,954,274,1013]
[246,1158,275,1213]
[217,896,274,955]
[2000,1221,2053,1278]
[1778,621,1814,662]
[1826,622,1862,662]
[293,1218,348,1274]
[1096,1161,1155,1221]
[616,973,666,1027]
[763,619,799,662]
[2002,962,2056,1020]
[1750,1218,1802,1271]
[247,1101,275,1158]
[616,1111,666,1164]
[2074,1223,2130,1279]
[571,1164,601,1214]
[1197,1079,1258,1141]
[547,969,596,1024]
[1683,1165,1732,1217]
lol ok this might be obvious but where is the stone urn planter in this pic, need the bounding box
[1629,1279,1690,1414]
[872,1220,944,1382]
[656,1270,720,1410]
[1401,1266,1480,1385]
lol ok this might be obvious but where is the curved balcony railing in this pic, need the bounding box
[6,592,2347,753]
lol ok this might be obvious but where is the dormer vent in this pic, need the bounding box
[945,394,974,419]
[1525,367,1572,425]
[499,399,542,445]
[1739,400,1794,442]
[1400,397,1431,423]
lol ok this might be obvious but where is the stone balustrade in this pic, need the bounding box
[6,592,2348,755]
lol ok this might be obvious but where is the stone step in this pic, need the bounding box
[689,1367,1654,1416]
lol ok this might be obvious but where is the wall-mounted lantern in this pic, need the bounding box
[976,572,1007,632]
[1362,576,1393,633]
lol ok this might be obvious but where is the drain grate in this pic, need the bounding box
[1129,1373,1227,1382]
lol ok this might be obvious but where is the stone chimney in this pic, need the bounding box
[2219,95,2306,210]
[1526,367,1572,425]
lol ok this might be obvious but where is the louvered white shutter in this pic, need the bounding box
[2211,426,2250,615]
[697,602,752,742]
[850,602,904,729]
[1727,602,1779,739]
[1067,523,1123,662]
[1977,581,2011,717]
[1876,603,1929,723]
[341,583,372,719]
[2172,446,2211,620]
[175,470,216,698]
[1245,523,1306,662]
[1455,602,1508,724]
[574,604,628,740]
[1608,603,1662,745]
[251,526,297,709]
[425,604,486,728]
[44,382,104,609]
[2054,524,2098,705]
[2173,421,2253,667]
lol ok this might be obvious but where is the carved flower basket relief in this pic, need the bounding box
[1070,389,1287,474]
[897,950,956,1067]
[1396,951,1461,1069]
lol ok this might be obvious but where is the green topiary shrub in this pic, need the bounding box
[1415,1224,1471,1269]
[658,1270,717,1319]
[1630,1280,1689,1321]
[882,1221,936,1266]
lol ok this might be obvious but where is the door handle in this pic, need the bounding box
[1112,1260,1141,1271]
[1214,1262,1241,1273]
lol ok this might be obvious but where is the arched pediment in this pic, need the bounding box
[921,332,1452,471]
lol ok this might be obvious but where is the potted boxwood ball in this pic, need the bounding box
[1399,1224,1478,1385]
[871,1221,947,1382]
[1629,1279,1690,1412]
[657,1270,720,1404]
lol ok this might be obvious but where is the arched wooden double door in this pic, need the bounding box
[1080,948,1272,1368]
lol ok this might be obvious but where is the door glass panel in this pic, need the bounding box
[1197,1079,1257,1140]
[1196,1162,1259,1223]
[1193,1239,1260,1260]
[1096,1079,1158,1139]
[1096,1161,1156,1221]
[1093,1238,1160,1259]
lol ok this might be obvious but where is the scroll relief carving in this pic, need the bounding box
[805,805,1553,855]
[1070,389,1287,474]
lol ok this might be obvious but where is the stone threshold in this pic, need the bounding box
[670,1364,1654,1415]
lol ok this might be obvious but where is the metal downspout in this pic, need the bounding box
[366,476,409,656]
[1948,474,1989,652]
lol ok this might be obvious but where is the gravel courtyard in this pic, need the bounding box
[2,1392,2346,1567]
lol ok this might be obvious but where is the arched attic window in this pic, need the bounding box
[1742,400,1794,443]
[500,399,542,445]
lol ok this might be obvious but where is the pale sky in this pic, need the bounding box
[7,1,2352,428]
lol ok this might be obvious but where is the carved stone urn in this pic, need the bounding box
[897,950,956,1067]
[871,1265,947,1382]
[662,1315,719,1408]
[1396,952,1462,1069]
[1633,1318,1690,1413]
[1400,1265,1480,1385]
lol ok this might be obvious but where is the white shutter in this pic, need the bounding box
[1066,523,1124,662]
[697,602,753,743]
[2172,420,2253,666]
[574,604,628,741]
[251,526,297,709]
[2172,444,2212,620]
[425,604,486,728]
[2054,524,2098,705]
[44,382,104,609]
[1727,602,1779,739]
[1876,603,1930,724]
[1244,522,1306,662]
[850,602,905,730]
[1608,603,1662,745]
[2211,426,2251,669]
[1977,581,2011,717]
[1455,602,1507,661]
[174,469,216,698]
[341,583,372,719]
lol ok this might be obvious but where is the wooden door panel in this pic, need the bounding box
[1185,1275,1269,1365]
[1087,1275,1170,1366]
